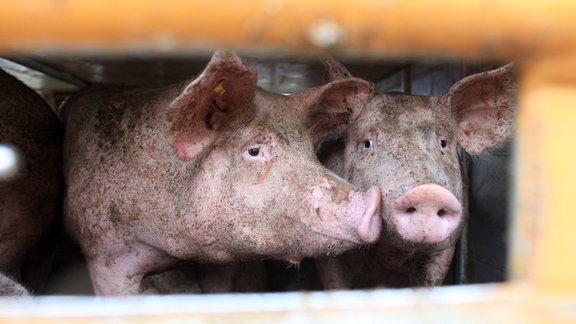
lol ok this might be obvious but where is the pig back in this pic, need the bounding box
[61,84,188,249]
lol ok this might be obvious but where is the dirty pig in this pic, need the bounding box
[298,58,516,289]
[61,50,381,295]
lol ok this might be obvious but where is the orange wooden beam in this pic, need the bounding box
[513,51,576,292]
[0,0,575,59]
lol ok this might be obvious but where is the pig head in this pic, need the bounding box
[62,50,381,295]
[0,68,63,295]
[298,58,516,288]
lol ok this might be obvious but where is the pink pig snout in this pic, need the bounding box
[310,183,381,246]
[391,184,462,244]
[357,186,382,243]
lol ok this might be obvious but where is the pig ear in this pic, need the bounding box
[322,55,353,81]
[436,63,517,155]
[289,78,374,145]
[165,50,257,161]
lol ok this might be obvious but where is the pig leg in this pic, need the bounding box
[141,268,202,294]
[315,257,353,289]
[196,262,267,293]
[88,259,144,295]
[0,272,29,296]
[143,262,268,294]
[87,243,178,295]
[192,265,241,293]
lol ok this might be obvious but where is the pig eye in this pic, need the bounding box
[364,140,374,148]
[440,140,447,148]
[244,145,268,161]
[248,147,260,157]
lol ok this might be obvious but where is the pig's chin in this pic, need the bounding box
[309,230,366,249]
[283,236,358,263]
[380,212,453,252]
[314,237,363,258]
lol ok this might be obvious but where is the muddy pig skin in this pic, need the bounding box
[300,59,516,288]
[62,51,381,295]
[0,68,63,295]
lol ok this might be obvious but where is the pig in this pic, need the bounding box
[0,68,63,295]
[61,50,382,295]
[298,59,516,288]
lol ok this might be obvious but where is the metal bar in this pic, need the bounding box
[457,148,471,285]
[0,0,575,59]
[4,56,88,88]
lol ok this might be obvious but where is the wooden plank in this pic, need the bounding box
[513,52,576,291]
[0,285,574,323]
[0,0,575,59]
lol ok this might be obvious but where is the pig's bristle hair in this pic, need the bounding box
[284,261,301,270]
[462,205,471,218]
[353,243,375,251]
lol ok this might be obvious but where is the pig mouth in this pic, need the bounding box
[292,224,369,259]
[276,235,357,265]
[308,227,367,247]
[378,223,454,252]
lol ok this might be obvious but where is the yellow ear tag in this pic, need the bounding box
[213,83,226,95]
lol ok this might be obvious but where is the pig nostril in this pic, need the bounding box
[405,207,416,214]
[437,208,448,217]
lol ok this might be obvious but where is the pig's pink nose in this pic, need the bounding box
[357,186,382,244]
[391,184,462,244]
